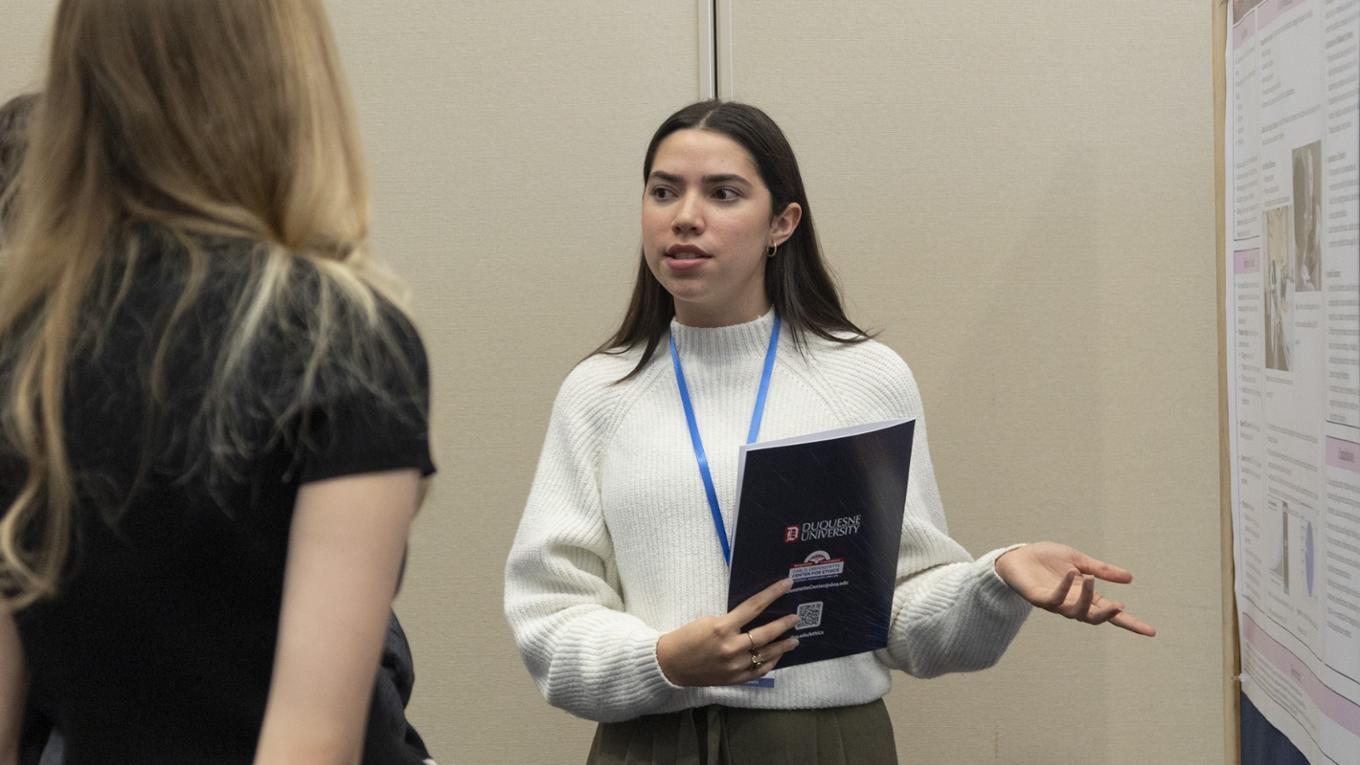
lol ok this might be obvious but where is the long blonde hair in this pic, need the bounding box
[0,0,412,608]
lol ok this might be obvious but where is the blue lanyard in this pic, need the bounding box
[669,313,781,565]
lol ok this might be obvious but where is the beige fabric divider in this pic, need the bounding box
[1,2,702,761]
[2,2,1225,762]
[325,5,703,760]
[723,3,1222,764]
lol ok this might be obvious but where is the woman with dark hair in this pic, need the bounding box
[504,100,1153,764]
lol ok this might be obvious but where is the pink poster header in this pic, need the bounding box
[1258,0,1307,29]
[1243,613,1360,737]
[1327,437,1360,474]
[1235,248,1261,274]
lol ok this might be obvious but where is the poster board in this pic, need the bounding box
[1223,0,1360,762]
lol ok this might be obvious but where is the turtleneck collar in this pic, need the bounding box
[668,308,777,360]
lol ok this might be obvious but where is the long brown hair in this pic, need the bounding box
[598,101,869,379]
[0,0,412,608]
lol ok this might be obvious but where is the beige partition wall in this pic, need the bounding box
[323,4,705,761]
[722,3,1222,763]
[0,1,703,762]
[1,2,1225,763]
[0,4,49,93]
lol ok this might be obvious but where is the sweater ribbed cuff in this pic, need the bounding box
[975,545,1033,618]
[628,625,683,698]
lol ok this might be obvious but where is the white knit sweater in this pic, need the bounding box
[504,311,1031,723]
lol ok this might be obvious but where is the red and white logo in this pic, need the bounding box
[788,550,845,583]
[783,525,800,543]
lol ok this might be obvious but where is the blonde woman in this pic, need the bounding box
[0,3,434,764]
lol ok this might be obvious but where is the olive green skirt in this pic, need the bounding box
[586,700,897,765]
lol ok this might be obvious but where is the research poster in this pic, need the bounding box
[1227,0,1360,761]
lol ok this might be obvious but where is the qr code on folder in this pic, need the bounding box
[796,601,823,629]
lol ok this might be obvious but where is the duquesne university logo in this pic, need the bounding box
[781,514,863,543]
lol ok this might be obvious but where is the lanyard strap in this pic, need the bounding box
[669,313,781,565]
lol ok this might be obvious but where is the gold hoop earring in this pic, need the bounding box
[766,243,778,258]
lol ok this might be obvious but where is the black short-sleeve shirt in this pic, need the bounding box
[0,230,435,764]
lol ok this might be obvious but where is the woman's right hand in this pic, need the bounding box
[655,578,802,687]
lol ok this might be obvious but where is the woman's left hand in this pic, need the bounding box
[994,542,1156,637]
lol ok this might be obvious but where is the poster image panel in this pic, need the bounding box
[1234,0,1266,24]
[1263,205,1294,372]
[1291,141,1321,293]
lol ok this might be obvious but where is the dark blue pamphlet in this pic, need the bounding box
[727,418,914,669]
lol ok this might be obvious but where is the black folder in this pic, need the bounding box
[727,418,914,669]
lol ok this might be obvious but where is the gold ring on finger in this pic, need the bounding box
[749,653,765,671]
[745,631,757,651]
